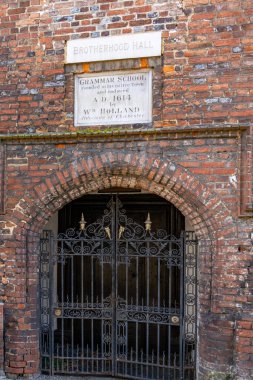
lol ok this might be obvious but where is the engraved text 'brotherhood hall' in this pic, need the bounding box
[66,32,162,63]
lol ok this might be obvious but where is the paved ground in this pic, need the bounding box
[0,378,114,380]
[1,376,97,379]
[34,377,122,380]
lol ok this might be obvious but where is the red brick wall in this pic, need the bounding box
[0,303,4,371]
[0,0,252,379]
[0,0,253,133]
[235,317,253,377]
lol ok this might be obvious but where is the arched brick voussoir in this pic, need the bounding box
[11,151,235,241]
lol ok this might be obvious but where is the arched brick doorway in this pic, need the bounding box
[3,152,237,378]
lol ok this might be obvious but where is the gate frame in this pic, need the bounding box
[39,195,197,379]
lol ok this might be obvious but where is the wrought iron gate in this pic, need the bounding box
[40,196,197,379]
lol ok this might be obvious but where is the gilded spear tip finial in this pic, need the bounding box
[145,212,152,232]
[79,213,86,231]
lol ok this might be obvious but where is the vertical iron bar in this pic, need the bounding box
[76,344,79,373]
[96,345,99,372]
[136,256,139,369]
[91,319,94,372]
[168,242,172,378]
[40,231,51,373]
[101,247,104,373]
[151,349,154,378]
[81,251,84,372]
[135,256,139,378]
[130,347,133,376]
[168,323,171,373]
[71,319,74,372]
[157,257,160,375]
[67,344,69,372]
[56,344,59,372]
[49,232,55,375]
[141,349,144,378]
[61,245,65,370]
[91,255,94,373]
[157,258,161,307]
[146,250,150,378]
[125,243,129,376]
[194,233,198,379]
[86,343,88,372]
[71,252,74,371]
[81,241,84,304]
[169,241,172,309]
[112,195,117,375]
[179,233,185,380]
[71,255,74,304]
[91,256,94,307]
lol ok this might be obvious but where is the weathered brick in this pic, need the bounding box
[0,1,252,379]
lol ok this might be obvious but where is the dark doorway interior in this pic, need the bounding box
[58,190,184,236]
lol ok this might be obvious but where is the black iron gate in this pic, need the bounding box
[40,196,197,379]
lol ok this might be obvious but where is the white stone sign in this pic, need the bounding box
[74,70,152,126]
[66,32,162,63]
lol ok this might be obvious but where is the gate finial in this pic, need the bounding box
[79,213,86,231]
[145,212,152,232]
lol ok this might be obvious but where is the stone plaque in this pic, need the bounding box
[66,32,162,64]
[74,70,152,127]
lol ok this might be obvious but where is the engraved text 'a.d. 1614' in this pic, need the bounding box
[74,71,152,127]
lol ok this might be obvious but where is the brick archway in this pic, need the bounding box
[4,151,237,377]
[14,151,232,237]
